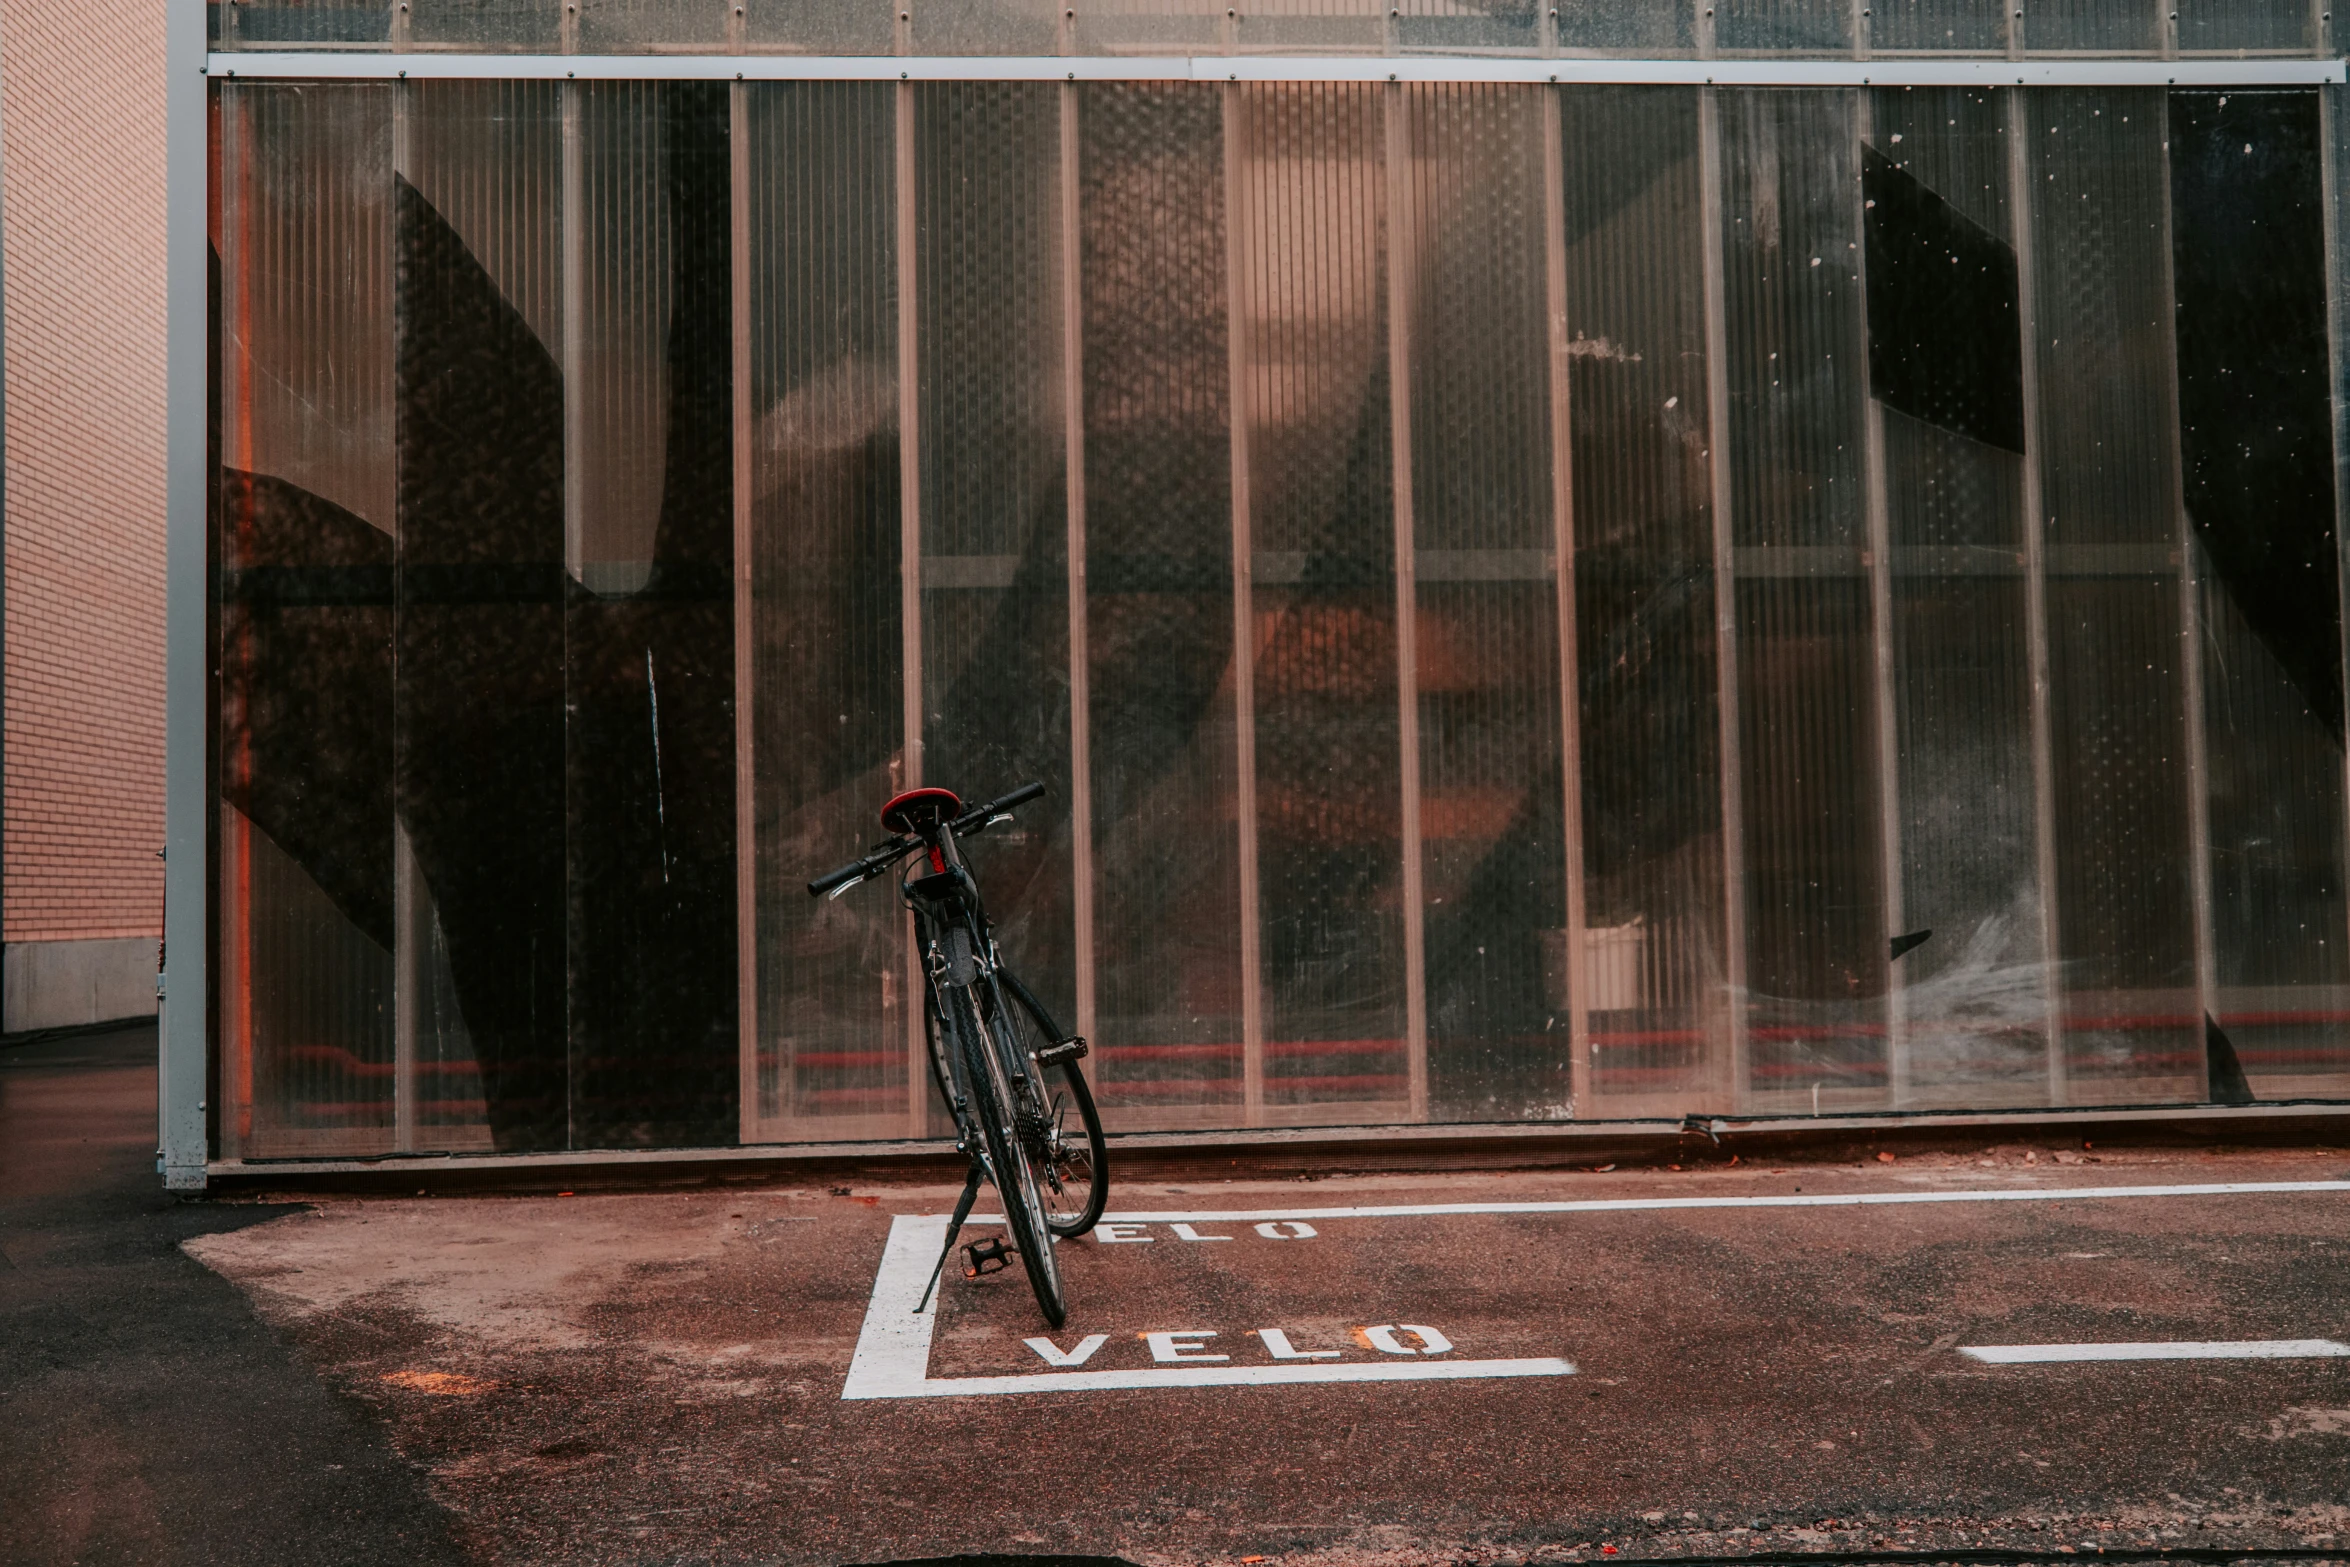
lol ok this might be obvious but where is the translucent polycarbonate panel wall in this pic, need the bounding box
[1556,87,1728,1114]
[393,79,564,1153]
[1719,88,1893,1109]
[213,78,2350,1159]
[1233,84,1411,1119]
[913,82,1080,1051]
[216,82,397,1157]
[209,0,2336,54]
[1869,0,2007,54]
[1398,84,1570,1122]
[2028,88,2202,1102]
[744,83,907,1141]
[1076,83,1246,1124]
[2170,90,2350,1094]
[406,0,564,50]
[562,82,740,1147]
[1867,87,2052,1105]
[218,77,737,1158]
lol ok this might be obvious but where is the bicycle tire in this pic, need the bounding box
[994,969,1108,1238]
[945,983,1066,1327]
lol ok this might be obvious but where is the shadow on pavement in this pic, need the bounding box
[0,1024,467,1566]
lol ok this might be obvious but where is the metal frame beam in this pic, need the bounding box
[203,53,2345,87]
[162,0,213,1190]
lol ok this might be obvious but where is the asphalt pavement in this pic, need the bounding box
[10,1028,2350,1567]
[0,1025,465,1567]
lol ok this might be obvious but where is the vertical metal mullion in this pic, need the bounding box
[2154,103,2219,1096]
[1854,91,1906,1106]
[205,72,251,1171]
[1698,85,1750,1111]
[2008,85,2068,1105]
[731,81,759,1143]
[1224,82,1266,1125]
[897,81,928,1136]
[558,80,584,1151]
[1385,82,1429,1122]
[2325,86,2350,1050]
[391,80,417,1155]
[561,86,584,583]
[1540,86,1589,1113]
[1060,82,1096,1053]
[164,0,210,1187]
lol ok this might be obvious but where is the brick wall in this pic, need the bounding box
[1,0,169,945]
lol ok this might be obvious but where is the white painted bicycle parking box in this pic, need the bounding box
[842,1210,1578,1399]
[839,1181,2350,1401]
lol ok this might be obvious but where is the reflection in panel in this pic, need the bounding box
[1077,83,1247,1124]
[216,82,397,1158]
[561,82,740,1148]
[746,82,907,1141]
[1719,88,1890,1109]
[2028,88,2200,1101]
[1557,87,1726,1114]
[915,83,1079,1041]
[1236,83,1408,1117]
[396,79,565,1152]
[2169,90,2350,1097]
[1866,87,2051,1105]
[1400,84,1569,1122]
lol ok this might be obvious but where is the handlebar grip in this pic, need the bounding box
[807,833,915,898]
[952,780,1047,835]
[807,858,872,899]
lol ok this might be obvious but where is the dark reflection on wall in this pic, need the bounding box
[746,81,907,1140]
[219,471,395,956]
[2169,90,2339,742]
[1862,146,2024,455]
[1404,84,1568,1122]
[564,84,740,1147]
[1720,89,1890,1102]
[1241,84,1408,1104]
[1078,83,1246,1116]
[394,177,569,1150]
[2170,87,2350,1090]
[1558,86,1726,1111]
[915,82,1077,1019]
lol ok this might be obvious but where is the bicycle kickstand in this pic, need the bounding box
[914,1160,987,1315]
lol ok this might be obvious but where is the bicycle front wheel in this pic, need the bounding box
[945,984,1065,1326]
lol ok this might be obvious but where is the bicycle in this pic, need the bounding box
[808,782,1108,1327]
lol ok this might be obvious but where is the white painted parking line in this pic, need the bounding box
[970,1177,2350,1229]
[839,1214,1573,1401]
[1961,1339,2350,1364]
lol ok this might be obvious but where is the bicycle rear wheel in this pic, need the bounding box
[995,969,1108,1238]
[945,984,1065,1326]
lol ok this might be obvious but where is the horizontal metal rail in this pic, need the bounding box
[204,51,2347,86]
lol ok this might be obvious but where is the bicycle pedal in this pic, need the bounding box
[1036,1036,1089,1067]
[962,1236,1015,1277]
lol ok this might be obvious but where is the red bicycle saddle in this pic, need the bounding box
[880,786,962,834]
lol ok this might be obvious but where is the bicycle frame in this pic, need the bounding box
[903,818,1032,1153]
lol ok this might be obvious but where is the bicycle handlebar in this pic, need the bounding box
[805,781,1047,899]
[806,841,910,899]
[952,780,1045,834]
